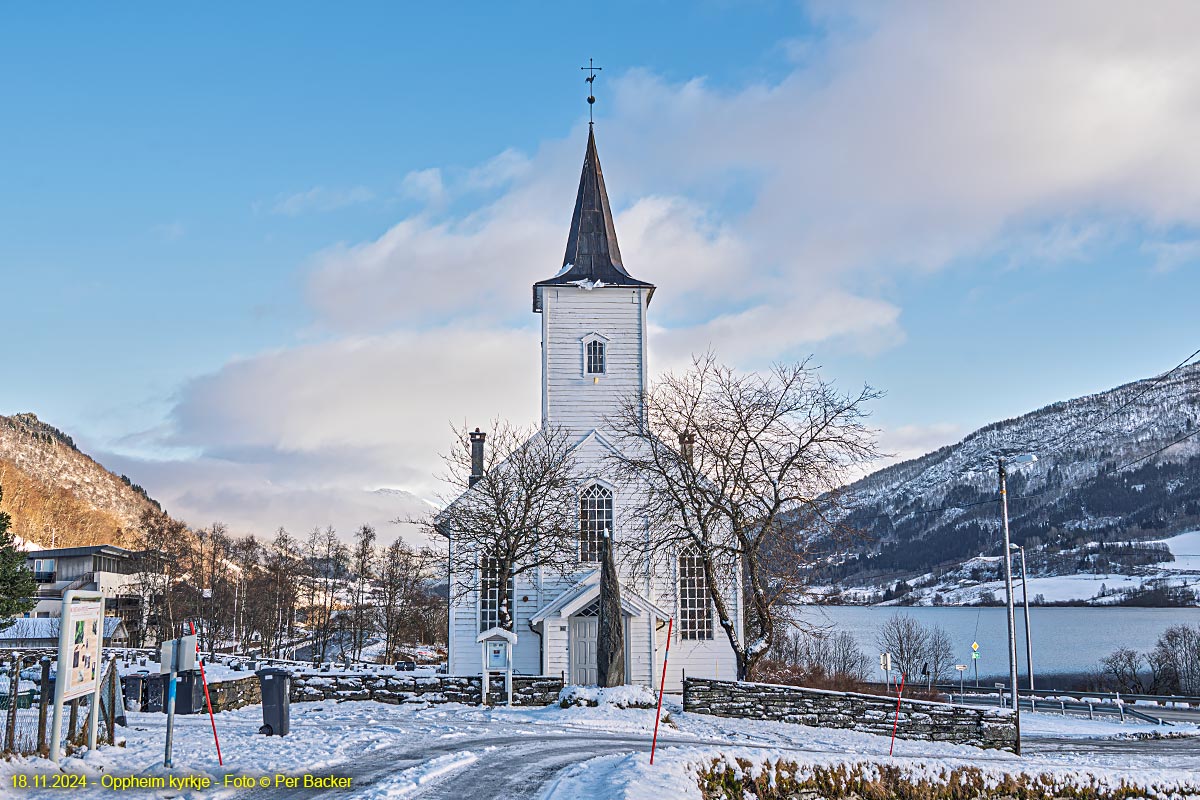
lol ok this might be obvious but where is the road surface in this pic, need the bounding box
[240,723,1200,799]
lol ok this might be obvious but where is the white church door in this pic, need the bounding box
[569,617,598,686]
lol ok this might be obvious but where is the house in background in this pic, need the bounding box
[0,616,129,648]
[24,545,148,643]
[441,127,742,690]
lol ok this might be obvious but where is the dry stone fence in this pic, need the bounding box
[683,677,1016,751]
[200,672,563,712]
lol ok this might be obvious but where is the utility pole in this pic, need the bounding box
[1015,544,1034,693]
[998,456,1022,755]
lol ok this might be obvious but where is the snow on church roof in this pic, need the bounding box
[533,127,654,311]
[476,627,518,644]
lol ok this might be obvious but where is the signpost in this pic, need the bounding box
[879,652,891,688]
[954,664,968,700]
[476,627,516,707]
[160,634,198,767]
[48,590,105,763]
[972,641,980,687]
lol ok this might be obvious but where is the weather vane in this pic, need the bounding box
[581,58,602,124]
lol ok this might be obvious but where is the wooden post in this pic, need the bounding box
[106,662,117,744]
[37,658,51,754]
[4,656,20,752]
[67,699,78,749]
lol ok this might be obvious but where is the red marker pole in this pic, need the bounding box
[889,672,906,756]
[650,617,673,765]
[189,621,223,765]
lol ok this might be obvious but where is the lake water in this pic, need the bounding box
[796,606,1199,681]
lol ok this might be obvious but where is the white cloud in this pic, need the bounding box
[127,3,1200,538]
[1143,238,1200,273]
[399,168,445,205]
[270,186,375,216]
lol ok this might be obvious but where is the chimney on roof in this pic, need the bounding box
[678,431,695,466]
[469,428,486,488]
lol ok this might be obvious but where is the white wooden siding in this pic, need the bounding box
[446,280,741,690]
[542,286,647,435]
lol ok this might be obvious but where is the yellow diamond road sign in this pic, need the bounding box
[971,641,979,651]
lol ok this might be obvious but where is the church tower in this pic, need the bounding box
[533,128,656,436]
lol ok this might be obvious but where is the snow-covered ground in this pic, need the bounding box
[3,690,1198,798]
[820,530,1200,606]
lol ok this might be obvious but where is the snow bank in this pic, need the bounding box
[558,684,658,709]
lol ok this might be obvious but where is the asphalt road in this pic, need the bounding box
[235,725,1200,800]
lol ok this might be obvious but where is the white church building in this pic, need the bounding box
[442,127,741,690]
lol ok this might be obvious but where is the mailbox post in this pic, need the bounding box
[476,627,517,707]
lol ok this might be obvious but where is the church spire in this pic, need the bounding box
[533,127,654,311]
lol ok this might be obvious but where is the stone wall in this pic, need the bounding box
[206,676,261,712]
[182,672,564,713]
[290,672,563,707]
[683,678,1016,752]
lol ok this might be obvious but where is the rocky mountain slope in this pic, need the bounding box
[816,362,1200,606]
[0,413,165,549]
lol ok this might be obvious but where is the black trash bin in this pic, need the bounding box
[145,674,165,713]
[122,674,146,712]
[257,668,290,736]
[174,671,206,715]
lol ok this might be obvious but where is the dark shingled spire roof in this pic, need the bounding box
[533,127,654,311]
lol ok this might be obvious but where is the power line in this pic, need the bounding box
[1039,346,1200,458]
[844,347,1200,540]
[1109,426,1200,473]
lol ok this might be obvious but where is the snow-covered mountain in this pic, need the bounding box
[815,363,1200,606]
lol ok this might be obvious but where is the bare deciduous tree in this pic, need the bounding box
[875,612,954,684]
[606,353,882,680]
[349,524,377,660]
[131,508,190,646]
[417,421,579,632]
[375,538,441,660]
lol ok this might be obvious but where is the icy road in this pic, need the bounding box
[4,697,1198,799]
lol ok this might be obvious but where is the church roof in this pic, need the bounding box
[533,127,654,311]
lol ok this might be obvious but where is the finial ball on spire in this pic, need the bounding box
[588,95,595,105]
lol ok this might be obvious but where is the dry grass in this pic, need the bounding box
[698,758,1199,800]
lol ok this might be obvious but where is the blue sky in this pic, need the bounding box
[2,3,1198,541]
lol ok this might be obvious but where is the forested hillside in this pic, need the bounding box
[0,413,164,548]
[816,363,1200,605]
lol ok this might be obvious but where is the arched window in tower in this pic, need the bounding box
[678,546,713,640]
[585,339,606,375]
[579,483,613,562]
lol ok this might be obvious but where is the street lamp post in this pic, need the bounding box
[997,453,1035,756]
[1012,544,1034,693]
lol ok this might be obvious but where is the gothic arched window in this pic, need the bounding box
[678,546,713,640]
[579,483,613,562]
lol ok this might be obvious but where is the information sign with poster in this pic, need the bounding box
[61,596,104,700]
[48,590,106,762]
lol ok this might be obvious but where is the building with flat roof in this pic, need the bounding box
[24,545,148,643]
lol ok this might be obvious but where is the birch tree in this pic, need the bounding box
[606,354,881,680]
[348,524,377,660]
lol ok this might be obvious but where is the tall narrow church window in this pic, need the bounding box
[585,339,606,375]
[678,546,713,640]
[479,556,514,632]
[579,483,613,562]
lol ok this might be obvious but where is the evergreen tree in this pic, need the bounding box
[0,484,36,628]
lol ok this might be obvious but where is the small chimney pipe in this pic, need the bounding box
[678,431,695,465]
[469,428,486,487]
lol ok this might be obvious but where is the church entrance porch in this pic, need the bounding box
[568,597,631,685]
